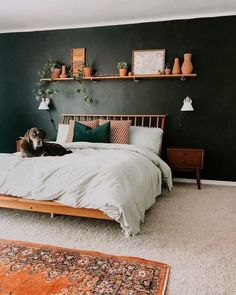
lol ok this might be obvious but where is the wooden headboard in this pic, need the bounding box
[60,114,166,130]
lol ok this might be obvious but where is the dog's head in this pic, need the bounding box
[24,128,46,150]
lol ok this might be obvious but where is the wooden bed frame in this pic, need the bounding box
[0,114,166,221]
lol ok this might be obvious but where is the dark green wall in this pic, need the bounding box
[0,16,236,181]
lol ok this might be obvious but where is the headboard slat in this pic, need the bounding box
[141,117,144,127]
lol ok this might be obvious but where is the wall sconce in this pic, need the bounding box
[181,96,194,111]
[38,98,50,110]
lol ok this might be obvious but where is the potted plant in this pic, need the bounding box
[83,59,93,78]
[75,70,93,104]
[165,63,172,75]
[117,61,128,76]
[51,61,61,80]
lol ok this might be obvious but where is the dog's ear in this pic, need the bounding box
[24,130,30,142]
[39,128,47,139]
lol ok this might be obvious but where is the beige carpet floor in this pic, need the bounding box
[0,183,235,294]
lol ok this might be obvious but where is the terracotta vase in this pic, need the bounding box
[181,53,193,74]
[119,69,128,76]
[83,67,93,77]
[51,68,61,79]
[59,65,67,78]
[172,58,181,75]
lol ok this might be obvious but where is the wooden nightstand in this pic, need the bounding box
[167,148,204,189]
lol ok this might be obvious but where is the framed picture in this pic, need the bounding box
[71,48,86,76]
[132,49,165,75]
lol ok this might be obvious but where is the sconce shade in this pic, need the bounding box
[38,98,50,110]
[181,96,194,111]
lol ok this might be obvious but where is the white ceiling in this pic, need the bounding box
[0,0,235,33]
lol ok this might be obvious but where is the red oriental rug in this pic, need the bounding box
[0,239,169,295]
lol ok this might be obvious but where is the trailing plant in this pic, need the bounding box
[117,61,128,69]
[33,84,59,101]
[36,59,93,105]
[67,66,73,78]
[37,59,54,79]
[75,70,93,104]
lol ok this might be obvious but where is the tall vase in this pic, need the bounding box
[181,53,193,74]
[59,65,67,78]
[172,58,181,74]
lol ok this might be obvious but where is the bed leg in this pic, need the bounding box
[51,213,54,218]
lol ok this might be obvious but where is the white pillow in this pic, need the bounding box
[129,126,163,155]
[56,124,70,143]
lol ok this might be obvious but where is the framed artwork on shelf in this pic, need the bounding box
[71,48,86,76]
[132,49,165,75]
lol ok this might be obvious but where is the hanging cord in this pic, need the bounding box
[48,110,57,132]
[179,112,186,127]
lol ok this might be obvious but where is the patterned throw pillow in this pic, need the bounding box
[98,119,131,144]
[66,120,98,143]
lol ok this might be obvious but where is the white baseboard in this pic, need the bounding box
[173,178,236,187]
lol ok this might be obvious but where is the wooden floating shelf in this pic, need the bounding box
[84,74,197,80]
[40,78,74,81]
[40,74,197,82]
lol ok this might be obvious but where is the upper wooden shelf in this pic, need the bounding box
[40,74,197,82]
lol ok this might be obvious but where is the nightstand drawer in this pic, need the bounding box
[167,148,204,169]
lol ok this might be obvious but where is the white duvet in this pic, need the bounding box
[0,143,172,236]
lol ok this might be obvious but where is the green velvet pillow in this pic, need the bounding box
[73,121,110,143]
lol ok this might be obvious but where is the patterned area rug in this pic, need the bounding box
[0,239,169,295]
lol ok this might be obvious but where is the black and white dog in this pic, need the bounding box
[20,127,72,158]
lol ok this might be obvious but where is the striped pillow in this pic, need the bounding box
[66,119,98,143]
[99,119,131,144]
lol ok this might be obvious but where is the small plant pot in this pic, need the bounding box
[51,68,61,79]
[119,69,128,76]
[165,68,171,75]
[83,67,93,77]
